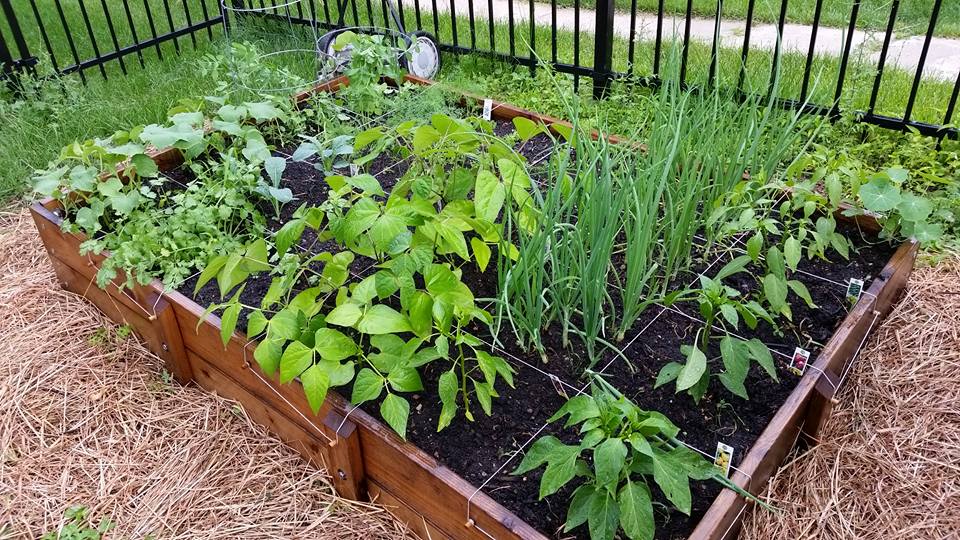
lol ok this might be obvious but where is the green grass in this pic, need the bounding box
[1,1,954,200]
[553,0,960,38]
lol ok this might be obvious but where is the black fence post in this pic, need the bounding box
[592,0,614,98]
[0,0,37,90]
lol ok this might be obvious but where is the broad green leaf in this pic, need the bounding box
[352,368,384,404]
[380,394,410,438]
[652,449,692,514]
[512,116,544,141]
[787,279,817,308]
[357,304,411,334]
[513,435,566,475]
[407,292,434,338]
[762,274,788,313]
[346,173,385,195]
[325,303,363,327]
[437,369,459,431]
[471,238,492,272]
[587,490,620,540]
[264,156,286,185]
[594,438,627,487]
[275,218,306,257]
[714,255,751,281]
[472,379,493,415]
[301,363,330,414]
[766,246,786,279]
[886,167,909,183]
[746,338,778,382]
[784,236,802,271]
[475,169,506,222]
[548,394,599,425]
[388,367,423,392]
[130,154,158,178]
[911,220,942,243]
[719,336,749,399]
[253,338,283,375]
[564,484,598,532]
[245,101,283,121]
[676,346,707,392]
[655,362,683,388]
[719,304,739,329]
[279,341,313,383]
[619,481,654,540]
[268,309,301,340]
[220,303,240,347]
[746,231,763,262]
[314,328,358,361]
[246,310,268,337]
[539,445,581,499]
[897,193,932,222]
[859,177,901,212]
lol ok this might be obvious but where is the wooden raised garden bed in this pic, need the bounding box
[31,76,918,540]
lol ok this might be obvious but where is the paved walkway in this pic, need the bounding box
[425,0,960,80]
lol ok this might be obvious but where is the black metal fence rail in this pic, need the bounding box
[2,0,958,139]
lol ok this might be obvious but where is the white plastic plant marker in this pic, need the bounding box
[350,163,359,176]
[847,278,865,303]
[789,347,811,376]
[714,442,734,478]
[482,98,493,121]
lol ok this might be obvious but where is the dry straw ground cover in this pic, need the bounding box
[0,207,409,539]
[743,255,960,539]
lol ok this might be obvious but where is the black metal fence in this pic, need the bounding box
[1,0,958,138]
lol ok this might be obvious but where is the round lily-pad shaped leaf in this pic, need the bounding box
[912,221,942,243]
[859,178,901,213]
[897,193,932,222]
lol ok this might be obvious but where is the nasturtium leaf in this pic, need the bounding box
[886,167,909,183]
[352,368,384,404]
[594,438,628,487]
[897,192,932,222]
[253,338,283,375]
[279,341,313,383]
[676,346,707,392]
[437,369,459,431]
[357,304,411,334]
[301,363,330,414]
[859,177,901,212]
[652,449,692,514]
[216,104,246,122]
[619,481,655,540]
[380,394,410,438]
[911,220,942,243]
[313,328,358,361]
[325,303,363,327]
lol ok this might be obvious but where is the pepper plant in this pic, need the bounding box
[514,375,768,540]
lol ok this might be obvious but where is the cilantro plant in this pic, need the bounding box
[514,377,766,540]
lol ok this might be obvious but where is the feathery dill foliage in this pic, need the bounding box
[497,65,815,366]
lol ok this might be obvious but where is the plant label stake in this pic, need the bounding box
[789,347,811,376]
[482,98,492,121]
[714,442,734,478]
[847,278,864,304]
[548,374,569,399]
[349,163,359,176]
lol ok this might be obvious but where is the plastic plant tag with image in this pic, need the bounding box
[714,442,734,478]
[482,98,493,121]
[349,163,359,176]
[789,347,811,376]
[847,278,864,304]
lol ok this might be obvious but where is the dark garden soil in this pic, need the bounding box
[174,111,899,539]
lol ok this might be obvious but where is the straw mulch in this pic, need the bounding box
[0,206,409,539]
[742,255,960,539]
